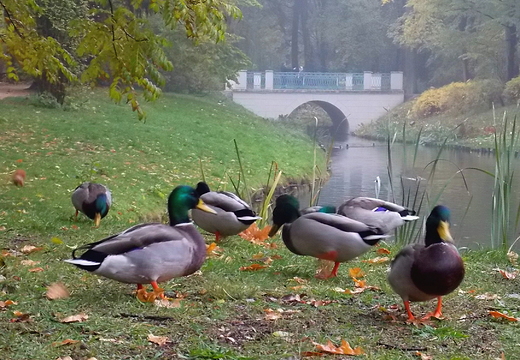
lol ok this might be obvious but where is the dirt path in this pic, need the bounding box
[0,82,33,99]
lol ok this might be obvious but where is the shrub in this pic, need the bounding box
[411,80,504,119]
[503,76,520,104]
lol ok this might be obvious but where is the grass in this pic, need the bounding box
[1,90,520,359]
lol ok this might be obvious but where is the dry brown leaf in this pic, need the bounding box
[264,309,283,320]
[289,277,308,284]
[52,339,79,347]
[507,251,518,265]
[498,269,518,280]
[239,224,272,244]
[362,256,390,264]
[488,310,519,321]
[475,292,501,300]
[46,282,70,300]
[28,267,44,272]
[239,263,268,271]
[11,310,31,322]
[312,339,364,355]
[147,334,171,346]
[59,313,88,323]
[20,259,40,266]
[20,245,44,254]
[414,351,433,360]
[348,267,365,279]
[300,351,325,357]
[0,300,17,309]
[154,298,182,308]
[376,247,391,254]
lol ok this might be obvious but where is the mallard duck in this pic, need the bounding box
[338,197,419,234]
[191,181,261,242]
[269,194,389,278]
[71,182,112,227]
[65,185,217,300]
[387,205,465,321]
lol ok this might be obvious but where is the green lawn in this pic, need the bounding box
[0,90,518,359]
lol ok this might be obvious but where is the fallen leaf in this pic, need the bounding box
[46,282,70,300]
[28,267,44,272]
[52,339,79,347]
[56,357,73,360]
[414,351,433,360]
[154,298,182,308]
[312,339,364,355]
[0,300,17,309]
[147,334,170,346]
[239,264,268,271]
[239,224,272,244]
[300,351,325,357]
[488,310,518,321]
[281,294,301,303]
[206,242,222,256]
[376,247,391,254]
[20,259,40,266]
[507,251,518,265]
[20,245,44,254]
[264,308,283,320]
[362,256,390,264]
[348,267,365,279]
[497,268,518,280]
[11,310,31,322]
[475,292,501,300]
[59,313,88,323]
[289,277,308,284]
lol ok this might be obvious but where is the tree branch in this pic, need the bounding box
[107,0,119,58]
[0,1,23,38]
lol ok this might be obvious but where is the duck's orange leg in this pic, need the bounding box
[215,231,221,242]
[151,281,166,300]
[329,262,341,278]
[422,297,443,320]
[404,300,415,321]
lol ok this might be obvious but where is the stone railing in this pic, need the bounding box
[231,70,403,91]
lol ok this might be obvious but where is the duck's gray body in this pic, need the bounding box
[282,212,387,261]
[192,190,260,237]
[65,222,206,284]
[338,197,418,234]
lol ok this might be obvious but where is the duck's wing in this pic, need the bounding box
[302,212,384,234]
[72,223,183,257]
[341,197,416,215]
[201,191,251,212]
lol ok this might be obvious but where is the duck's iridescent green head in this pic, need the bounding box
[269,194,301,237]
[168,185,216,226]
[425,205,453,246]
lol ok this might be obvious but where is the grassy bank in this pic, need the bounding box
[355,101,520,150]
[1,91,519,359]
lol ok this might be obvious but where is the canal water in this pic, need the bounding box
[316,137,520,249]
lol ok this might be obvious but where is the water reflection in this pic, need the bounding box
[317,137,518,248]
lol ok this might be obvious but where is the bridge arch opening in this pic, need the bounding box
[287,101,350,141]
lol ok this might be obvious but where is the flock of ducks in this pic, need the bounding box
[63,180,464,321]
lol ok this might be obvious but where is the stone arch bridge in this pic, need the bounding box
[229,70,404,139]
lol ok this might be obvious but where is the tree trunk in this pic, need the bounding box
[291,0,300,70]
[505,24,519,80]
[403,47,417,97]
[300,0,314,71]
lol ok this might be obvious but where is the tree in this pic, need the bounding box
[0,0,242,118]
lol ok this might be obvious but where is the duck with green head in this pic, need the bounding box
[65,185,217,301]
[71,182,112,227]
[191,181,261,242]
[388,205,465,321]
[269,194,389,278]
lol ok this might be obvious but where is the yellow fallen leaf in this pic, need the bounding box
[46,282,70,300]
[376,247,391,254]
[206,242,222,256]
[28,267,44,272]
[0,300,17,308]
[348,267,365,279]
[312,339,364,355]
[51,237,63,244]
[147,334,170,346]
[59,313,88,323]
